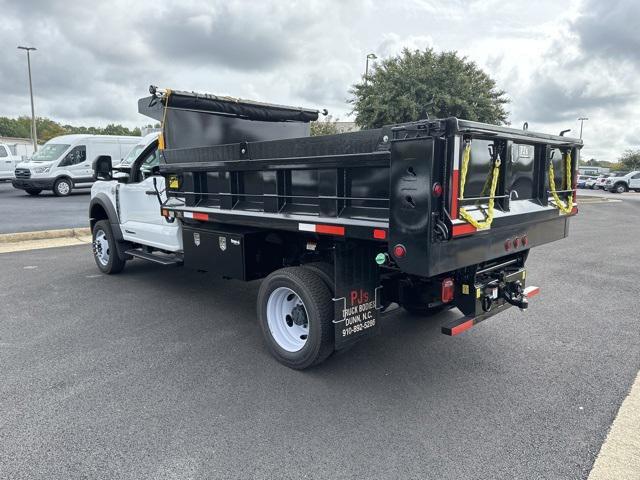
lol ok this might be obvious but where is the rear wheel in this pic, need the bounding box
[25,188,42,196]
[53,178,72,196]
[92,220,126,274]
[302,261,334,294]
[257,267,334,369]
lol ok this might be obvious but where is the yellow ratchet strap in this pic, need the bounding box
[548,151,574,214]
[458,141,501,230]
[157,88,172,151]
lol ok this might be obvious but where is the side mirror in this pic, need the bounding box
[93,155,113,180]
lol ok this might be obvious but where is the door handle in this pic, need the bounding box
[145,190,157,195]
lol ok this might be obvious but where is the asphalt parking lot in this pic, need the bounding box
[0,181,89,234]
[1,200,638,479]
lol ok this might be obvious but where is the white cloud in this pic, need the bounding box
[1,0,638,161]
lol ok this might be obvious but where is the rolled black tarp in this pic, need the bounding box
[139,89,319,123]
[138,88,319,153]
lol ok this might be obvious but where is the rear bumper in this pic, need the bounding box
[442,268,539,336]
[11,178,54,190]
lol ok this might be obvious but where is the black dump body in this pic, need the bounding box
[157,116,583,279]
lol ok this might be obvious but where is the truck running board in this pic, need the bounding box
[125,249,183,266]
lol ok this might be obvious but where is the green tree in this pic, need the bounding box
[350,48,509,129]
[619,149,640,170]
[0,116,143,142]
[310,115,340,136]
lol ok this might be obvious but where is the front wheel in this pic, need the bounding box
[613,183,627,194]
[257,267,334,369]
[92,220,126,274]
[53,178,72,196]
[25,188,42,196]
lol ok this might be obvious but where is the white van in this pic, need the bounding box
[12,134,140,196]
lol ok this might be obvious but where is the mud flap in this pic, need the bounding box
[333,241,382,350]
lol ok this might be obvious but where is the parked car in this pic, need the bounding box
[605,171,640,193]
[594,174,613,189]
[12,134,140,196]
[584,176,598,189]
[577,175,594,188]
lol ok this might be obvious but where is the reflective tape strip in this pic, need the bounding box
[523,286,540,298]
[298,223,345,236]
[184,211,209,221]
[452,223,476,237]
[298,223,316,232]
[451,319,474,336]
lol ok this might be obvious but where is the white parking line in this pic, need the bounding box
[588,370,640,479]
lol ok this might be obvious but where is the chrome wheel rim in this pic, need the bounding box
[266,287,309,352]
[93,229,110,266]
[57,181,70,195]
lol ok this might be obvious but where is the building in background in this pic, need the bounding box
[0,136,34,161]
[578,166,611,175]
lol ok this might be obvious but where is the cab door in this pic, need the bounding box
[0,145,16,177]
[629,172,640,190]
[118,145,181,251]
[58,145,89,181]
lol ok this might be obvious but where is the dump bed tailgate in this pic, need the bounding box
[389,118,582,277]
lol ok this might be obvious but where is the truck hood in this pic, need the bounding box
[16,160,55,169]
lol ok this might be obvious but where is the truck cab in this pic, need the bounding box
[90,132,182,264]
[0,143,22,180]
[13,134,140,196]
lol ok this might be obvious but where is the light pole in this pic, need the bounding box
[364,53,377,85]
[18,46,38,152]
[578,117,588,140]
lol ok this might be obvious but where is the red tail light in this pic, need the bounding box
[393,244,406,258]
[441,277,455,303]
[432,182,443,197]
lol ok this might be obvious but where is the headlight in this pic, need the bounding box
[33,166,50,174]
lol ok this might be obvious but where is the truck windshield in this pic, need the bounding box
[31,144,70,162]
[119,143,146,166]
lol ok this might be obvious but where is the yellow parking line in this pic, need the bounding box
[588,370,640,479]
[0,235,92,254]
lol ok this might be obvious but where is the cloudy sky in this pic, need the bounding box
[1,0,638,161]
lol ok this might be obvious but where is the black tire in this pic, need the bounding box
[613,183,627,194]
[53,177,72,197]
[25,188,42,196]
[402,302,451,317]
[92,220,126,274]
[257,267,334,369]
[302,261,334,294]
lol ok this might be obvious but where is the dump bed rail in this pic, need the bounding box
[159,117,582,276]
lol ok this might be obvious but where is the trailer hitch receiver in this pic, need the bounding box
[500,280,528,310]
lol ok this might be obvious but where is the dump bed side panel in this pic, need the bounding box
[388,137,435,275]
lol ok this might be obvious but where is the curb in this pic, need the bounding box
[578,196,621,204]
[0,227,91,244]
